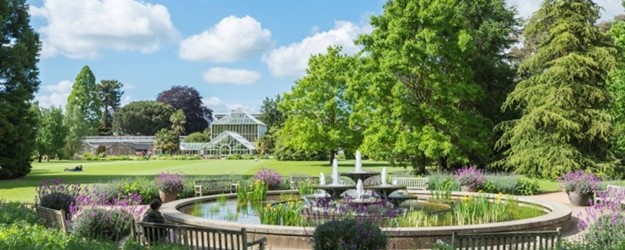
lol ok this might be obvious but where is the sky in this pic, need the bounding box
[29,0,625,114]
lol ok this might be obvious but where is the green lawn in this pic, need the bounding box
[0,159,396,203]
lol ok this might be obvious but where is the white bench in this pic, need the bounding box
[391,177,429,190]
[594,184,625,205]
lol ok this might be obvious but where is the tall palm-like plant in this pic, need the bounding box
[170,109,186,136]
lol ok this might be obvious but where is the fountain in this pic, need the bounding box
[381,167,388,186]
[340,151,381,182]
[313,158,354,199]
[319,173,326,185]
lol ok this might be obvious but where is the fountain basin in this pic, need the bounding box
[162,190,571,250]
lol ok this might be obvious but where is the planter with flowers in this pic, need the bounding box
[454,165,484,192]
[559,170,600,206]
[157,171,185,203]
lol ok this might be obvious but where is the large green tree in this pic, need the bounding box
[0,0,41,179]
[97,79,124,135]
[66,65,101,133]
[278,46,360,163]
[497,0,616,178]
[112,101,174,135]
[606,13,625,177]
[258,94,285,155]
[354,0,515,173]
[35,106,67,162]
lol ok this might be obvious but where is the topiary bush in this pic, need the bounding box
[71,208,134,242]
[312,219,387,250]
[0,200,40,225]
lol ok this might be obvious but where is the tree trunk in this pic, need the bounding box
[329,150,335,165]
[416,154,427,175]
[38,154,42,163]
[438,157,448,171]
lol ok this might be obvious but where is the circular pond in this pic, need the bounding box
[161,190,571,250]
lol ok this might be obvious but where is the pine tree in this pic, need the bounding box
[497,0,616,177]
[0,0,41,179]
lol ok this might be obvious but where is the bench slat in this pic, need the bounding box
[451,228,561,250]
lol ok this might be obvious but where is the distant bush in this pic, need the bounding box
[226,154,243,160]
[0,221,116,250]
[274,146,329,161]
[71,208,133,241]
[313,219,387,250]
[0,201,39,225]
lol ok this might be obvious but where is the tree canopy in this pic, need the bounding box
[35,106,67,162]
[496,0,616,178]
[278,46,360,163]
[0,0,41,179]
[66,65,101,134]
[97,79,124,135]
[112,101,174,135]
[157,86,212,134]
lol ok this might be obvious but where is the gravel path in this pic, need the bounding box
[523,192,587,242]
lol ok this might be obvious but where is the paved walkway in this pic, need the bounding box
[523,191,587,242]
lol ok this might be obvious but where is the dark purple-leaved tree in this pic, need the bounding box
[156,86,213,134]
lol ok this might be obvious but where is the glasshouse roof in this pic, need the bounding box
[213,108,266,126]
[180,142,208,151]
[207,131,255,150]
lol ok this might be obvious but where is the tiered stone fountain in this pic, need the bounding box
[314,151,406,202]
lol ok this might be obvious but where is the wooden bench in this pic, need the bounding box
[391,177,429,190]
[194,178,236,196]
[594,184,625,205]
[446,228,561,250]
[133,221,267,250]
[35,205,69,233]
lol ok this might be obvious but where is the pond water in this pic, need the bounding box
[180,194,546,227]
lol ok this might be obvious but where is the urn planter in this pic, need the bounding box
[159,190,178,203]
[460,185,476,192]
[567,192,591,206]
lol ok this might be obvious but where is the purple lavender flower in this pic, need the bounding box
[559,170,601,195]
[254,168,282,190]
[156,171,185,193]
[454,165,484,188]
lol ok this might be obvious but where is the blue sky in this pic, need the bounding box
[29,0,624,114]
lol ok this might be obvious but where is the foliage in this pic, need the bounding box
[427,173,460,191]
[260,94,285,131]
[274,146,329,161]
[170,109,186,136]
[559,170,601,195]
[156,171,185,193]
[0,221,117,250]
[353,0,516,173]
[184,129,211,142]
[259,200,304,226]
[481,174,519,194]
[453,193,514,225]
[71,208,134,241]
[296,178,316,195]
[96,79,124,135]
[36,179,81,214]
[496,0,617,178]
[454,166,485,189]
[0,200,39,225]
[254,168,283,190]
[112,100,174,135]
[236,180,267,202]
[64,104,92,159]
[157,85,212,134]
[154,128,179,154]
[312,218,387,250]
[66,65,101,134]
[226,153,243,160]
[515,177,540,195]
[104,177,159,204]
[35,106,67,162]
[278,46,360,164]
[0,0,40,179]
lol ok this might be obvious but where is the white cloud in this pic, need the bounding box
[202,67,261,85]
[263,20,370,78]
[179,15,272,62]
[36,80,72,108]
[203,96,258,114]
[30,0,178,59]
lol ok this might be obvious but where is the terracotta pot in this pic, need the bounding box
[159,190,178,203]
[567,192,591,206]
[460,185,476,192]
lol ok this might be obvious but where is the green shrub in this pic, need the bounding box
[105,177,159,204]
[0,221,116,250]
[427,173,460,191]
[226,154,243,160]
[482,174,519,194]
[0,201,39,225]
[581,213,625,249]
[40,192,75,213]
[71,208,134,241]
[312,219,387,250]
[515,177,540,195]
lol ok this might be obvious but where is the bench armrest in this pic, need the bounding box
[248,237,267,249]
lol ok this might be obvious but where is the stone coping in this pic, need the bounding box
[161,190,572,237]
